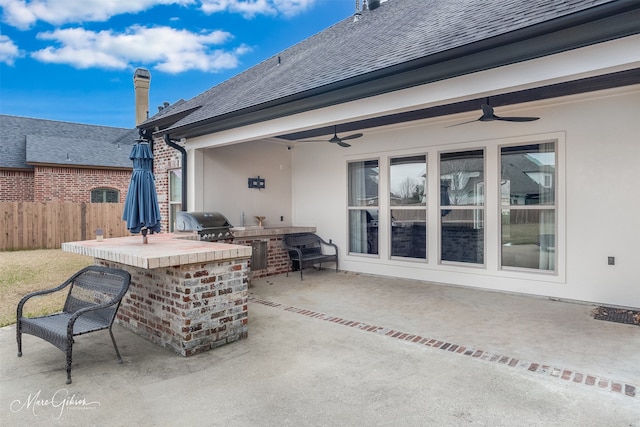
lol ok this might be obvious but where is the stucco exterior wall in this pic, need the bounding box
[290,87,640,308]
[201,140,293,229]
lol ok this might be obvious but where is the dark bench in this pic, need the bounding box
[17,265,131,384]
[283,233,339,280]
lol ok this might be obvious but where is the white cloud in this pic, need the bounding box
[200,0,314,18]
[0,34,23,65]
[272,0,315,17]
[0,0,194,29]
[31,25,251,73]
[0,0,314,29]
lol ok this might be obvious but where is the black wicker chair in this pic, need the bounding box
[283,233,339,280]
[17,265,131,384]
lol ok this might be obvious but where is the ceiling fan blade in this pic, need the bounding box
[446,102,541,128]
[487,104,539,122]
[339,133,363,141]
[445,118,480,128]
[495,116,540,122]
[295,125,361,147]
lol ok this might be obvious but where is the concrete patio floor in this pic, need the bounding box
[1,270,639,426]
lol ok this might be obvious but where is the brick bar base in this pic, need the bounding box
[97,258,249,356]
[234,236,291,279]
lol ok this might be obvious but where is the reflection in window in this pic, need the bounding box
[349,209,379,255]
[390,156,425,206]
[348,160,379,207]
[440,150,484,206]
[501,143,555,206]
[391,209,426,258]
[501,143,556,271]
[390,155,426,259]
[91,188,119,203]
[440,150,484,264]
[348,160,379,254]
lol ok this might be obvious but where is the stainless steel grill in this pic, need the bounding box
[175,211,233,241]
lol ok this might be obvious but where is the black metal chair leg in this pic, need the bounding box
[17,324,22,357]
[109,328,123,364]
[66,344,73,384]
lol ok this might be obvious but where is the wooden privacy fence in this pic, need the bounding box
[0,202,130,250]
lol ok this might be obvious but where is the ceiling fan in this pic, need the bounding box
[447,103,540,127]
[300,125,363,147]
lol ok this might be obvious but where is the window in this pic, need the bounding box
[91,188,119,203]
[500,143,556,271]
[348,160,379,254]
[345,135,561,277]
[439,149,485,264]
[389,155,427,259]
[169,169,182,232]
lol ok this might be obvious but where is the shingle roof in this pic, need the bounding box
[145,0,616,134]
[0,115,136,169]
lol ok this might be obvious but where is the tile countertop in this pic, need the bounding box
[62,234,252,270]
[230,226,316,238]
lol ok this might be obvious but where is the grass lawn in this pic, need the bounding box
[0,249,93,327]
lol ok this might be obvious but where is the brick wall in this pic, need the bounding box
[99,258,249,356]
[33,166,131,203]
[234,236,291,278]
[441,225,484,264]
[391,223,426,258]
[0,170,34,201]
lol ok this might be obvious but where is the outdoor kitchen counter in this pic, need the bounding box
[230,226,316,239]
[62,233,251,269]
[62,234,251,356]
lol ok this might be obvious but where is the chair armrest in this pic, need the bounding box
[317,237,338,255]
[17,281,72,319]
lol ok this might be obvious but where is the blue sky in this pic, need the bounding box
[0,0,358,128]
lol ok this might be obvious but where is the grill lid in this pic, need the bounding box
[175,211,232,231]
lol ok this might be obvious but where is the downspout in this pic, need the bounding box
[163,133,187,212]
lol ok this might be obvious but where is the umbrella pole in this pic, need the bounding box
[142,227,148,244]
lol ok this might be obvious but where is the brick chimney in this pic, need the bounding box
[133,68,151,126]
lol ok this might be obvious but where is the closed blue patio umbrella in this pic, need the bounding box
[122,141,161,243]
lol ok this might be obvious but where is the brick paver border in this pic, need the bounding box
[250,297,638,400]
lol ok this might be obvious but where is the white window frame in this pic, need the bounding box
[347,158,380,257]
[343,131,565,284]
[498,140,558,274]
[388,154,428,261]
[438,148,486,267]
[168,168,182,232]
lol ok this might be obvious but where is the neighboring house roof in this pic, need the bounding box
[0,115,136,169]
[141,0,639,139]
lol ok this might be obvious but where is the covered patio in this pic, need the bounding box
[2,271,638,425]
